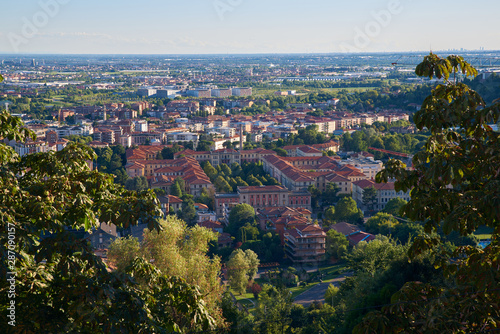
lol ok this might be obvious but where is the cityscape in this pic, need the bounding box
[1,1,499,333]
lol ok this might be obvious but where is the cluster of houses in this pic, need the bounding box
[9,102,413,263]
[108,145,407,264]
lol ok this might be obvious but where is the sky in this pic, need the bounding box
[1,0,499,54]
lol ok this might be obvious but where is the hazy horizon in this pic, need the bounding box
[1,0,498,55]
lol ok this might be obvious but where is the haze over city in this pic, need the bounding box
[1,0,499,54]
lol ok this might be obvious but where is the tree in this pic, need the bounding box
[179,195,196,225]
[365,212,399,235]
[226,249,259,295]
[362,186,377,212]
[170,177,185,197]
[159,143,182,159]
[324,284,339,306]
[254,284,293,334]
[355,54,500,333]
[326,229,349,260]
[227,204,256,236]
[108,216,224,328]
[107,236,141,272]
[334,197,364,224]
[197,140,212,152]
[246,174,263,186]
[170,181,183,197]
[203,161,218,181]
[347,236,408,276]
[322,182,341,207]
[244,249,260,280]
[0,111,215,333]
[273,147,287,157]
[214,175,232,193]
[324,206,336,222]
[220,163,232,176]
[125,175,148,192]
[382,197,407,216]
[195,187,215,211]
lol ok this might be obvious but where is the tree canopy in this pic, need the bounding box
[356,53,500,333]
[0,111,218,332]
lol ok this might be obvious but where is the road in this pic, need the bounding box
[293,273,352,307]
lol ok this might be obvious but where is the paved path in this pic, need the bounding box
[293,273,352,307]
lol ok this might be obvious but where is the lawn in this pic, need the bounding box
[228,263,349,307]
[289,281,320,299]
[318,263,348,281]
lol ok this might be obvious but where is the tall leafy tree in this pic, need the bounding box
[334,197,364,224]
[125,175,148,192]
[254,284,294,334]
[227,204,256,236]
[108,216,224,328]
[326,229,349,260]
[382,197,407,216]
[362,186,377,212]
[0,111,215,333]
[226,249,259,295]
[355,54,500,333]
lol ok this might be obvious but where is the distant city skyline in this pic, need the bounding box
[1,0,498,54]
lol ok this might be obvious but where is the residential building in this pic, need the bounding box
[352,179,411,212]
[284,224,326,264]
[231,87,252,96]
[328,222,376,247]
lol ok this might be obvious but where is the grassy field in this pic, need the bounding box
[252,86,378,97]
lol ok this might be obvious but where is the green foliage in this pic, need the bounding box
[359,53,500,333]
[324,206,335,223]
[158,143,183,159]
[273,147,287,156]
[169,176,185,198]
[107,236,141,272]
[219,292,254,334]
[333,197,364,224]
[125,175,148,192]
[227,204,256,236]
[382,197,407,216]
[238,231,284,263]
[179,194,196,225]
[362,186,377,212]
[326,229,349,260]
[215,175,233,193]
[203,161,218,180]
[195,187,215,211]
[0,112,218,333]
[324,284,339,306]
[322,182,341,207]
[170,180,183,197]
[347,236,408,275]
[254,284,294,334]
[226,249,260,295]
[66,134,93,144]
[246,174,263,186]
[111,217,222,330]
[365,212,400,235]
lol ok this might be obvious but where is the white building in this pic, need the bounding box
[14,140,52,157]
[212,126,236,138]
[166,132,199,145]
[134,120,148,132]
[338,157,384,180]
